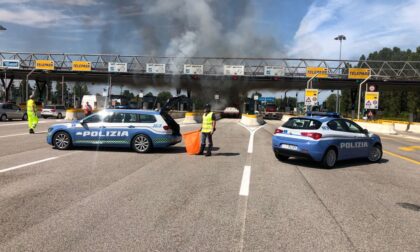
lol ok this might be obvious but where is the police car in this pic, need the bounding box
[272,112,382,168]
[47,109,181,153]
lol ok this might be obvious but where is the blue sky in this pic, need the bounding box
[0,0,418,60]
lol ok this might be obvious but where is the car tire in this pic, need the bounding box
[275,153,289,161]
[322,148,337,168]
[57,113,63,119]
[368,144,382,163]
[42,116,48,119]
[22,113,28,121]
[131,134,152,153]
[53,131,72,150]
[0,114,7,121]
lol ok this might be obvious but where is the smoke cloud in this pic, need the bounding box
[102,0,283,57]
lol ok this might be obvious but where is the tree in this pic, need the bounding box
[55,81,69,104]
[325,94,337,112]
[157,91,173,106]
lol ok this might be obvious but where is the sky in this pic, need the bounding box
[0,0,419,101]
[1,0,419,59]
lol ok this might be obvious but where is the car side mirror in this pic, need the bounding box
[80,120,85,125]
[362,129,369,135]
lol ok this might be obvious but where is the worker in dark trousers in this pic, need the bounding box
[199,104,216,156]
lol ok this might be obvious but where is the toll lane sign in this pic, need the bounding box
[306,67,328,78]
[305,89,319,106]
[365,92,379,109]
[72,61,91,71]
[35,60,54,70]
[349,68,370,79]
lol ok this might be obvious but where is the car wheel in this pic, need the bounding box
[275,153,289,161]
[22,113,28,121]
[42,116,48,119]
[368,144,382,163]
[132,134,152,153]
[0,114,7,121]
[57,113,62,119]
[53,131,72,150]
[322,148,337,168]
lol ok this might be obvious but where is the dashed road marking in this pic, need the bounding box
[0,157,58,173]
[0,131,48,138]
[398,146,420,152]
[239,166,251,196]
[384,150,420,165]
[0,152,77,173]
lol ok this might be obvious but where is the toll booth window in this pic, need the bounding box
[283,118,321,129]
[139,114,157,123]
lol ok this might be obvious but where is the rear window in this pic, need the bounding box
[283,118,322,129]
[44,106,54,109]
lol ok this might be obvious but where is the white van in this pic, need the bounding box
[81,95,106,110]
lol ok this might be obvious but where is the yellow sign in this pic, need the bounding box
[305,89,319,106]
[306,67,328,78]
[349,68,370,79]
[72,61,92,71]
[365,91,379,109]
[35,60,54,70]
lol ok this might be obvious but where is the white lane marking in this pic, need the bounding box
[0,121,48,127]
[239,124,264,153]
[0,157,58,173]
[0,131,48,138]
[239,165,251,196]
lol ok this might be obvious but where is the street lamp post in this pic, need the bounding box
[334,35,346,113]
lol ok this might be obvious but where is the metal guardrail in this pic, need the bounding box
[1,51,420,80]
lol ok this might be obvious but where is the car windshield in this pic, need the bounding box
[283,118,322,129]
[44,106,54,109]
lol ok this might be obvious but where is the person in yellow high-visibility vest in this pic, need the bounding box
[199,104,216,156]
[27,94,38,134]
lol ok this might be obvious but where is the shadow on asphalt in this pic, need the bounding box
[53,146,188,154]
[282,158,390,170]
[213,152,240,156]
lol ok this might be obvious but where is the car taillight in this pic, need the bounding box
[274,129,283,134]
[163,125,170,130]
[301,132,322,140]
[51,109,56,112]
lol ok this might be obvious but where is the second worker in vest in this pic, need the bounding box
[199,104,216,156]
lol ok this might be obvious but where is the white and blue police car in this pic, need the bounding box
[47,109,181,153]
[272,112,383,168]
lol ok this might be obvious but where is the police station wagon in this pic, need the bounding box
[47,109,181,153]
[272,113,383,168]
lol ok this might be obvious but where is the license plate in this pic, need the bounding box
[280,144,298,151]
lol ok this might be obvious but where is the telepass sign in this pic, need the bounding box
[306,67,328,78]
[35,60,54,70]
[364,92,379,109]
[72,61,92,71]
[305,89,319,106]
[348,68,370,79]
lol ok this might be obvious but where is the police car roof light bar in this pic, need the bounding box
[306,111,340,118]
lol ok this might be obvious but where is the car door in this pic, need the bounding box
[71,113,104,145]
[99,111,131,147]
[342,119,370,158]
[327,119,360,160]
[11,104,23,119]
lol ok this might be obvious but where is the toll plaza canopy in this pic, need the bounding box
[1,51,420,90]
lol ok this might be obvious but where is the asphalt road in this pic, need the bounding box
[0,118,419,251]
